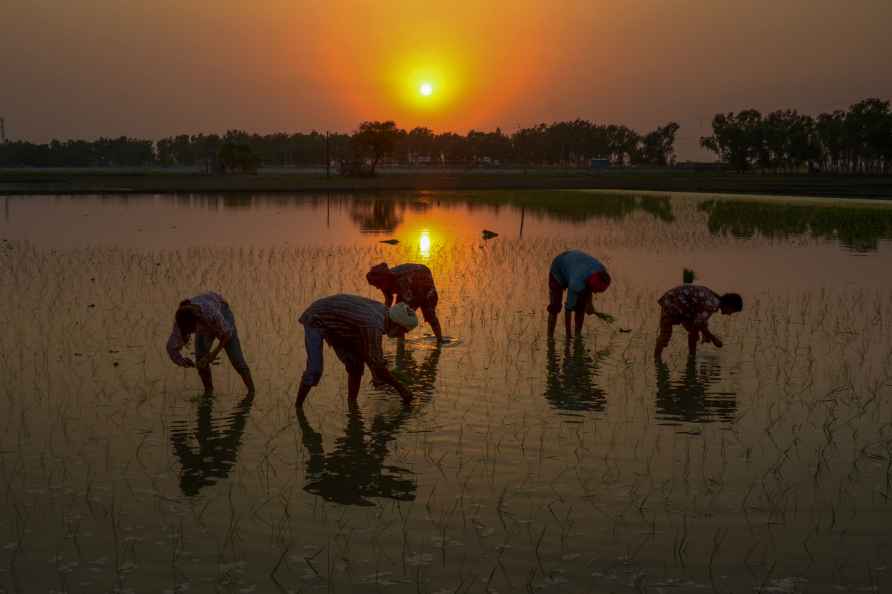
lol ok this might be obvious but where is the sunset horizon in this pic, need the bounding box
[4,1,892,159]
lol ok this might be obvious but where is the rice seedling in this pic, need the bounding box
[0,191,891,592]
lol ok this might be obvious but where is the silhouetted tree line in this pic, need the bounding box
[0,120,680,170]
[4,97,889,174]
[0,137,154,167]
[700,98,892,174]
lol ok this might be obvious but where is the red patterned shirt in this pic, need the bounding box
[658,285,721,329]
[389,264,437,309]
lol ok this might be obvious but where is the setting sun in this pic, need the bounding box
[420,82,433,96]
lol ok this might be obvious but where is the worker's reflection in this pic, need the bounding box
[297,345,441,506]
[544,336,609,414]
[169,395,254,496]
[654,356,736,425]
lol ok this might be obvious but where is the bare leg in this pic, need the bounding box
[198,367,213,396]
[347,372,363,401]
[687,329,699,356]
[296,383,313,407]
[237,367,255,397]
[547,312,558,337]
[654,317,673,360]
[574,310,585,335]
[428,317,444,342]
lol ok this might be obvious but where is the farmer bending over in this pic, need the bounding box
[296,294,418,407]
[654,285,743,360]
[547,250,612,338]
[367,262,444,342]
[166,291,255,396]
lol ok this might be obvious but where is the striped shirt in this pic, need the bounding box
[658,285,721,329]
[166,292,234,367]
[389,263,437,309]
[299,294,389,371]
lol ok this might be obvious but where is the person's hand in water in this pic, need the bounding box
[702,331,723,348]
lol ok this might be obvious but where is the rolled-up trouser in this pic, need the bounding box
[300,324,366,387]
[195,304,249,371]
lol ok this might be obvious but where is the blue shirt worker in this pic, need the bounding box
[296,294,419,407]
[547,250,612,337]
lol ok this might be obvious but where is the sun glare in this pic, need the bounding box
[420,82,433,96]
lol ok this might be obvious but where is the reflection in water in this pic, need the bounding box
[419,229,432,259]
[699,199,892,252]
[348,192,675,235]
[544,337,609,415]
[654,357,736,426]
[348,198,433,234]
[349,199,403,233]
[169,395,254,496]
[450,191,675,223]
[393,341,441,398]
[297,346,441,506]
[638,195,675,222]
[297,403,416,507]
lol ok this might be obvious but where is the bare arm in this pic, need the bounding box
[198,334,231,368]
[695,313,722,347]
[166,325,195,367]
[422,304,444,342]
[371,366,413,402]
[362,327,412,402]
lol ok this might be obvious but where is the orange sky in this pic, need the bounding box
[3,0,892,157]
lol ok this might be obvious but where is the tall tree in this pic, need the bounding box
[351,121,405,175]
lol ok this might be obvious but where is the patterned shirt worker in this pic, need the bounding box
[654,285,743,360]
[166,291,255,396]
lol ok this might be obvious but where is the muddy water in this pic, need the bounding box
[1,191,892,593]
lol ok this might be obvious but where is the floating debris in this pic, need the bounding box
[380,239,400,245]
[482,229,498,240]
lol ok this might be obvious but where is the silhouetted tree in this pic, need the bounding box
[640,122,680,166]
[351,120,405,175]
[218,141,259,174]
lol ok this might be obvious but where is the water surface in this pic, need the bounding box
[2,190,892,593]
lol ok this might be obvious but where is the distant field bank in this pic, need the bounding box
[2,169,892,199]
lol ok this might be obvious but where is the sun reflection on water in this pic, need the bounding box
[419,229,432,259]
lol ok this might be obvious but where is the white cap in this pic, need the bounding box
[388,302,419,330]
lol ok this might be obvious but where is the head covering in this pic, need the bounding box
[388,302,419,330]
[587,270,611,293]
[366,262,394,288]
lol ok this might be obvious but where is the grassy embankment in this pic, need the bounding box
[2,168,892,199]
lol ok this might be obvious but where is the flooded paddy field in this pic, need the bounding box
[1,190,892,593]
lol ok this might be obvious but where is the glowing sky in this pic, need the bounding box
[3,0,891,157]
